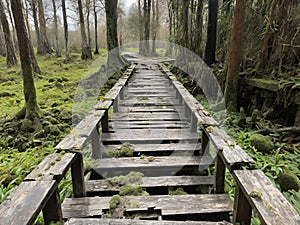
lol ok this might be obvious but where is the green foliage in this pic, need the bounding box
[262,16,279,35]
[108,143,134,158]
[119,185,149,196]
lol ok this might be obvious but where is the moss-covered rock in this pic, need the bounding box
[249,133,274,153]
[278,172,300,192]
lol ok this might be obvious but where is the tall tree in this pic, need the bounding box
[52,0,61,57]
[10,0,41,127]
[86,0,91,48]
[105,0,125,70]
[78,0,92,59]
[5,0,16,49]
[0,0,17,66]
[61,0,71,62]
[31,0,42,53]
[224,0,246,112]
[138,0,143,54]
[204,0,218,65]
[93,0,99,54]
[143,0,151,55]
[193,0,203,56]
[151,0,159,56]
[37,0,52,54]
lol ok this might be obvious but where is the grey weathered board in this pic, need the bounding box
[100,129,200,143]
[233,170,300,225]
[62,194,233,219]
[86,175,214,193]
[0,181,58,225]
[65,218,233,225]
[92,156,213,176]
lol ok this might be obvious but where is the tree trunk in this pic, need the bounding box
[10,0,41,125]
[194,0,203,56]
[5,0,17,50]
[78,0,92,60]
[204,0,218,65]
[138,0,144,54]
[61,0,71,62]
[52,0,61,57]
[224,0,246,112]
[151,0,158,56]
[0,0,17,66]
[86,0,91,48]
[0,25,6,56]
[93,0,99,54]
[37,0,52,55]
[105,0,125,70]
[144,0,151,55]
[31,0,42,53]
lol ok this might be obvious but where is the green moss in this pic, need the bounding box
[108,142,134,157]
[249,133,274,154]
[119,185,149,196]
[108,172,144,187]
[109,195,121,209]
[147,156,155,162]
[278,172,300,192]
[168,187,188,195]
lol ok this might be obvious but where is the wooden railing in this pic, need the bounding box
[160,63,300,225]
[0,65,136,225]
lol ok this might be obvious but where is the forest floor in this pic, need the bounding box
[0,50,299,222]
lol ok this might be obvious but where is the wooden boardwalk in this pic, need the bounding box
[0,59,299,225]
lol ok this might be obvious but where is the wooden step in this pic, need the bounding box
[111,112,183,120]
[65,218,233,225]
[62,194,233,220]
[100,129,199,144]
[91,156,213,177]
[102,143,201,156]
[86,175,214,195]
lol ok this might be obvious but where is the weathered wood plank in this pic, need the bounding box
[62,194,232,219]
[0,181,58,225]
[65,218,233,225]
[233,170,300,225]
[92,156,213,176]
[204,126,255,170]
[111,112,183,120]
[86,175,214,193]
[25,153,77,182]
[100,129,200,143]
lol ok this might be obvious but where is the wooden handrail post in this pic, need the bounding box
[233,185,252,225]
[42,185,63,225]
[191,113,198,132]
[101,110,109,133]
[201,129,210,155]
[113,97,119,112]
[71,153,86,197]
[91,127,101,159]
[214,153,225,194]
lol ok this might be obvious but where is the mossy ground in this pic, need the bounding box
[0,51,111,204]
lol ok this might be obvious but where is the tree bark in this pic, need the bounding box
[194,0,203,56]
[93,0,99,54]
[52,0,61,57]
[78,0,92,60]
[224,0,246,112]
[0,0,17,66]
[5,0,17,50]
[138,0,144,54]
[31,0,42,53]
[37,0,52,55]
[143,0,151,55]
[61,0,71,62]
[204,0,218,65]
[105,0,125,70]
[86,0,91,48]
[10,0,41,124]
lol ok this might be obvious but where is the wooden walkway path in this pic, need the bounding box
[0,59,299,225]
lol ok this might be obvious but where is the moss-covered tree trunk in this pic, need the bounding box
[105,0,125,70]
[11,0,41,127]
[61,0,71,62]
[78,0,92,60]
[224,0,246,112]
[37,0,52,55]
[204,0,218,65]
[0,0,17,67]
